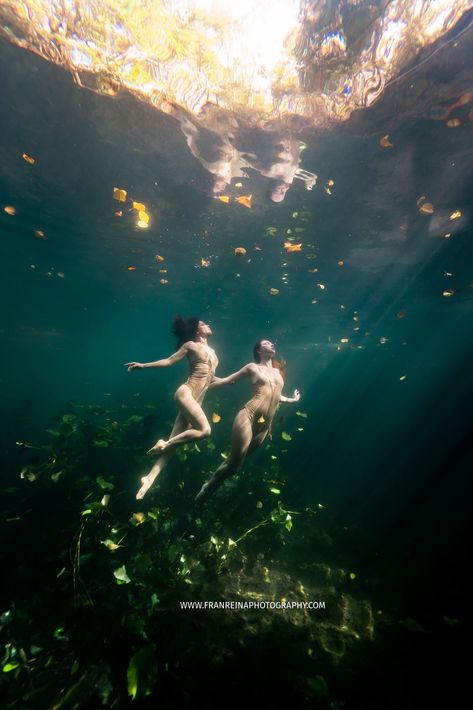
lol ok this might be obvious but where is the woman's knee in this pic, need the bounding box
[198,424,211,439]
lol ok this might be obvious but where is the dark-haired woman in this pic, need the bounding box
[195,338,300,504]
[125,316,219,499]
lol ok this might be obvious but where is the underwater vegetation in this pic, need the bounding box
[1,402,378,708]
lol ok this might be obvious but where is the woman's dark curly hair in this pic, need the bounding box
[172,315,200,347]
[253,339,287,379]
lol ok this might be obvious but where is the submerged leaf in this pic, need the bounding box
[113,188,127,202]
[127,645,158,700]
[281,432,292,441]
[114,565,131,584]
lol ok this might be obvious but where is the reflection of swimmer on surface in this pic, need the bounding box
[247,133,317,202]
[194,338,300,504]
[164,101,316,200]
[124,315,219,500]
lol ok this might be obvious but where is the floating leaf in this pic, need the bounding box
[284,242,302,252]
[137,221,148,229]
[442,289,454,297]
[234,247,247,256]
[349,572,356,580]
[132,201,146,211]
[113,188,127,202]
[114,565,131,584]
[201,258,210,267]
[235,194,252,208]
[269,288,279,295]
[102,539,122,551]
[235,182,243,188]
[265,227,277,236]
[449,210,462,220]
[127,645,158,700]
[269,487,281,494]
[155,254,165,262]
[212,412,221,423]
[379,134,394,148]
[138,211,149,223]
[257,416,266,423]
[446,118,461,127]
[281,432,292,441]
[256,501,263,509]
[215,195,230,203]
[296,410,308,418]
[4,206,16,215]
[133,512,146,525]
[22,153,35,164]
[34,230,47,240]
[127,266,137,271]
[419,202,434,215]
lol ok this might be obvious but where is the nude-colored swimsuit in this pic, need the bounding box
[243,365,283,438]
[184,347,218,403]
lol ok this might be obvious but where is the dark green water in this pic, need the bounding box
[0,30,472,709]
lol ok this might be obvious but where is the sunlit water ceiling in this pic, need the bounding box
[0,0,472,128]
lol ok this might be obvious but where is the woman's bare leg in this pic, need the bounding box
[136,413,188,499]
[146,385,211,456]
[195,409,254,504]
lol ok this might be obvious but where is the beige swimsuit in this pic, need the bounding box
[184,347,218,403]
[243,365,284,438]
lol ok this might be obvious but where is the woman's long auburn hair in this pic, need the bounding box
[172,315,200,347]
[253,339,287,380]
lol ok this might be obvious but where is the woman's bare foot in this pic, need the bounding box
[136,473,156,499]
[146,439,167,457]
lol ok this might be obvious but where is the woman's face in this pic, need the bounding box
[197,320,212,337]
[258,339,276,357]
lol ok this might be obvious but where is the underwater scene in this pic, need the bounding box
[0,1,472,707]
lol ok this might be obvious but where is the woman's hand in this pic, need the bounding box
[124,362,144,372]
[292,389,300,402]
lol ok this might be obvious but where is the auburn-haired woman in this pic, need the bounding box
[195,338,300,503]
[125,315,218,499]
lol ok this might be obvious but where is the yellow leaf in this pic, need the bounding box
[234,247,247,256]
[138,211,149,223]
[113,188,127,202]
[449,210,462,220]
[22,153,35,164]
[235,194,252,208]
[419,202,434,215]
[155,254,165,262]
[136,220,148,229]
[379,134,394,148]
[132,201,146,211]
[212,412,221,423]
[4,206,16,215]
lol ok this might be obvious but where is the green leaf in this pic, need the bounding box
[62,414,77,423]
[46,429,60,438]
[306,675,329,699]
[269,487,280,495]
[96,476,114,490]
[281,432,292,441]
[93,440,110,448]
[399,617,428,633]
[127,415,143,424]
[114,565,131,585]
[2,662,20,672]
[296,410,308,418]
[127,645,158,700]
[285,514,293,531]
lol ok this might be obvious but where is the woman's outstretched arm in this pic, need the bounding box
[208,363,254,389]
[124,343,189,371]
[279,388,301,403]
